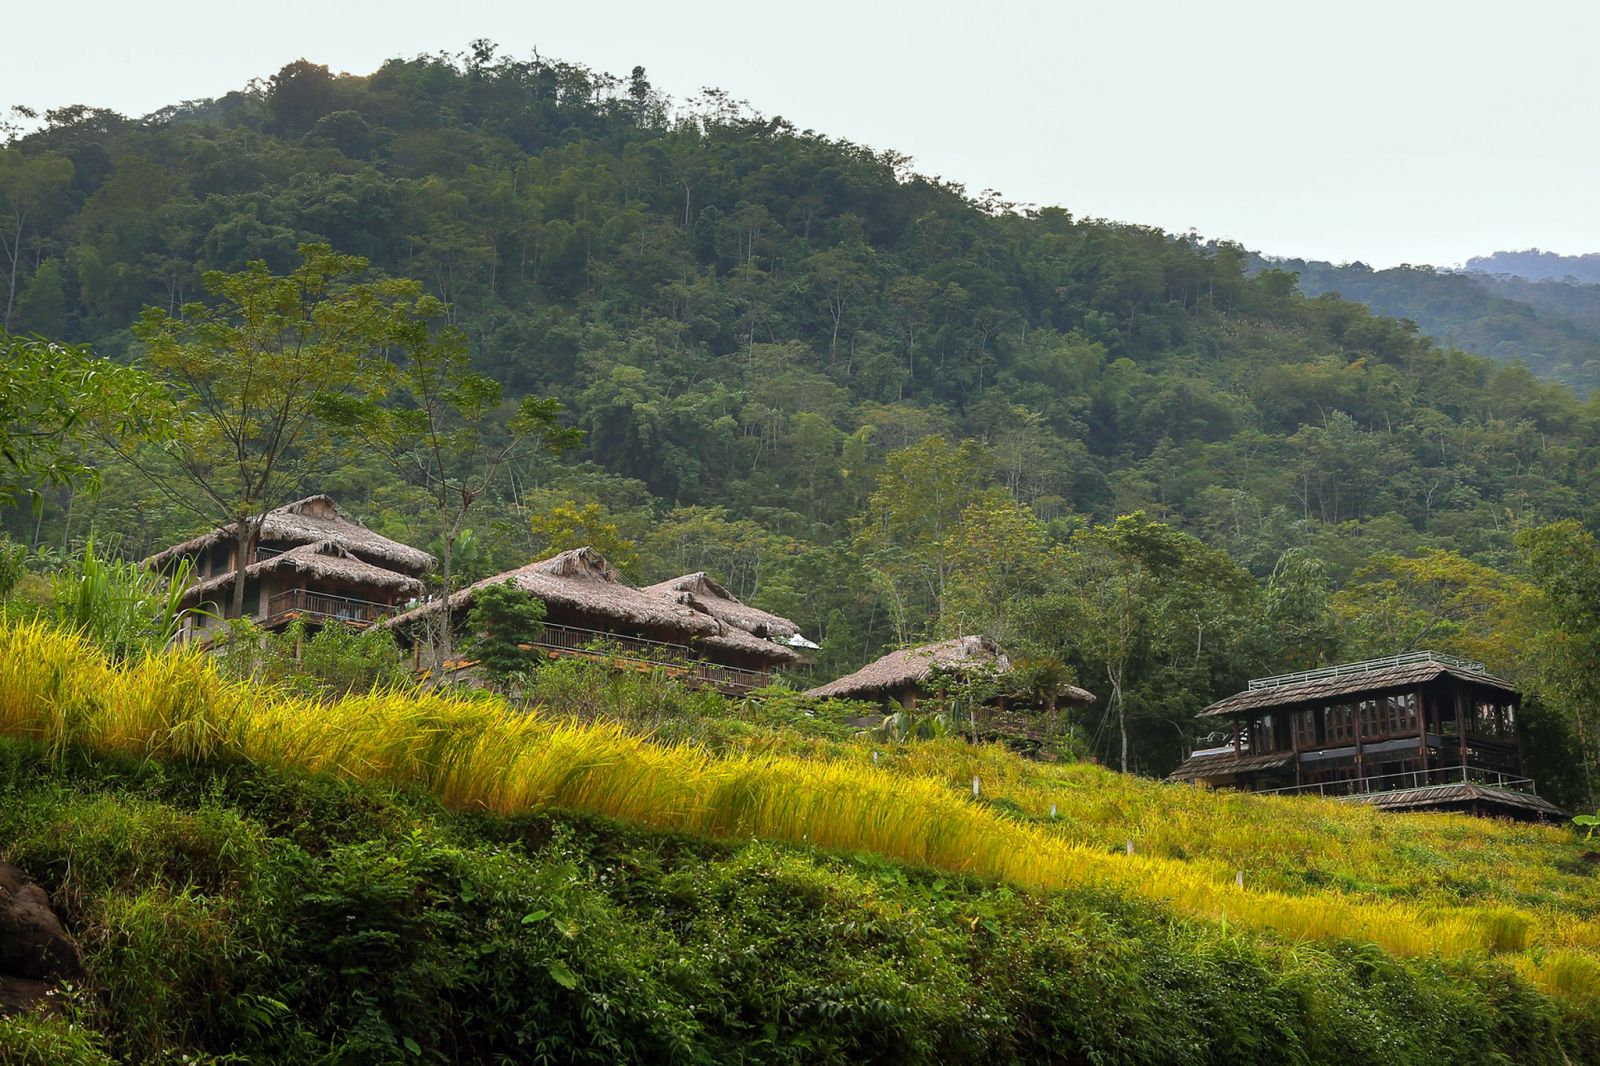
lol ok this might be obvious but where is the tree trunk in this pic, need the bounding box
[1113,675,1128,773]
[438,514,456,661]
[3,217,22,333]
[230,520,253,620]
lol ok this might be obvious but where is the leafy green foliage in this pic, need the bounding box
[0,737,1594,1064]
[213,618,411,698]
[463,579,546,684]
[51,539,197,660]
[0,335,124,511]
[7,46,1600,787]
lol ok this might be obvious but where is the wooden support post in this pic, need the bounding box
[1292,707,1305,786]
[1416,686,1429,780]
[1512,696,1525,775]
[1232,718,1241,755]
[1454,687,1468,767]
[1353,700,1365,789]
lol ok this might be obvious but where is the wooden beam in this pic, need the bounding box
[1512,694,1526,775]
[1416,686,1429,777]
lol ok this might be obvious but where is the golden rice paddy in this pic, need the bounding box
[1,618,1595,998]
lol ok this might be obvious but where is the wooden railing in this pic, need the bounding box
[1248,651,1486,690]
[264,588,394,627]
[523,622,773,694]
[1255,765,1537,799]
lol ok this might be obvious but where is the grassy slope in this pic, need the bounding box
[0,620,1597,1061]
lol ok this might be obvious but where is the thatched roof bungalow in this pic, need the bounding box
[145,496,434,636]
[145,495,435,579]
[643,572,816,650]
[179,540,425,631]
[387,548,799,689]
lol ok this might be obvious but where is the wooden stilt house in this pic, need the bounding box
[1167,652,1566,821]
[385,548,799,694]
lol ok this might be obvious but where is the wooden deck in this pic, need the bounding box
[263,588,396,629]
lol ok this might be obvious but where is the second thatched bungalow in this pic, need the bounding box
[807,635,1094,709]
[806,636,1096,750]
[386,547,799,693]
[643,572,820,660]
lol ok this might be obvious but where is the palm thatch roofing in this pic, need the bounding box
[699,624,800,664]
[807,636,1064,701]
[643,572,802,640]
[1349,782,1565,819]
[385,547,720,640]
[145,495,435,577]
[179,540,425,607]
[1166,750,1295,782]
[1199,660,1516,719]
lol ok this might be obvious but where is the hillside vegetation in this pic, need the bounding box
[1274,256,1600,394]
[0,618,1598,1063]
[8,47,1600,783]
[1467,250,1600,286]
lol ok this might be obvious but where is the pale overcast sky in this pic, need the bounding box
[6,0,1596,268]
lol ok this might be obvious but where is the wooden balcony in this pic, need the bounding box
[264,588,395,629]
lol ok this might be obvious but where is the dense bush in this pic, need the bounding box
[1,738,1596,1064]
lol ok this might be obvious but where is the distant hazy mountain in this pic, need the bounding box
[1260,256,1600,394]
[1465,249,1600,285]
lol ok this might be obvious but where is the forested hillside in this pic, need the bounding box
[7,47,1600,780]
[1274,256,1600,393]
[1468,249,1600,285]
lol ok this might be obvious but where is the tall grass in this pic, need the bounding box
[1,617,1596,999]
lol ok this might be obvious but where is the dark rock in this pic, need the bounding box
[0,975,58,1016]
[0,861,84,987]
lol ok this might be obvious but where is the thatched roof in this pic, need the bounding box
[1351,782,1566,819]
[179,540,425,607]
[388,549,802,667]
[698,624,800,664]
[386,547,719,639]
[1199,659,1515,719]
[145,495,435,577]
[1166,750,1295,782]
[806,636,1030,700]
[642,572,802,640]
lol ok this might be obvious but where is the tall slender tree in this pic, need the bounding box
[342,322,580,658]
[110,244,422,618]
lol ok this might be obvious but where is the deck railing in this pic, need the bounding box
[520,622,773,693]
[1254,764,1535,799]
[265,588,395,627]
[1247,650,1487,691]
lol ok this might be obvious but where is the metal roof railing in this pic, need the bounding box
[1247,650,1486,691]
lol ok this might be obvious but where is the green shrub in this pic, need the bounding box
[0,1012,114,1066]
[213,618,409,697]
[463,579,545,685]
[51,540,198,660]
[0,736,1595,1064]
